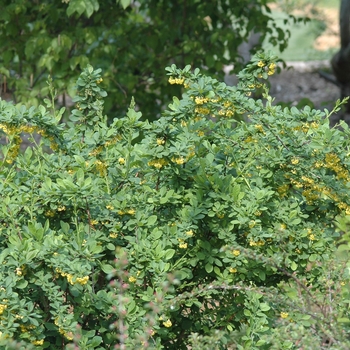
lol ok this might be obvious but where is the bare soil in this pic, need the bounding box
[267,4,349,126]
[268,61,347,126]
[269,61,339,109]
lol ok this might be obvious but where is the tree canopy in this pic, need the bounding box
[0,0,298,119]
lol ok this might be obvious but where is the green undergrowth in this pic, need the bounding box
[0,52,350,349]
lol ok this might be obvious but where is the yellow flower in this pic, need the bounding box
[194,96,209,105]
[185,230,194,237]
[254,124,264,133]
[109,232,118,238]
[267,63,276,75]
[32,339,44,345]
[45,210,55,217]
[163,319,172,328]
[280,312,289,319]
[249,240,265,247]
[66,274,74,285]
[15,267,22,276]
[168,77,184,85]
[229,267,237,273]
[0,304,7,315]
[118,157,125,165]
[172,157,185,165]
[291,157,299,165]
[63,331,74,341]
[157,138,165,145]
[225,109,234,117]
[248,220,256,228]
[95,160,107,176]
[257,61,265,67]
[106,205,114,210]
[232,250,240,257]
[148,158,168,169]
[129,276,137,283]
[76,276,89,285]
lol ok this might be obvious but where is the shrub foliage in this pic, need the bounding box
[1,53,350,349]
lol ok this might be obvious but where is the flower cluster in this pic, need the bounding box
[94,160,107,176]
[194,96,209,105]
[0,122,59,163]
[0,303,7,315]
[168,77,185,85]
[267,62,276,75]
[89,135,122,157]
[156,138,165,145]
[249,240,265,247]
[232,250,240,257]
[163,319,172,328]
[128,276,137,283]
[195,106,210,115]
[32,339,44,345]
[256,61,276,75]
[171,156,185,165]
[117,208,135,215]
[324,153,350,182]
[148,158,168,169]
[54,318,74,341]
[293,122,319,133]
[55,268,89,285]
[178,239,188,249]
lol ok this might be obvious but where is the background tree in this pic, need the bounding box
[0,0,301,119]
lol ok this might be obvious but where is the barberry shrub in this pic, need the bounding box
[1,53,350,349]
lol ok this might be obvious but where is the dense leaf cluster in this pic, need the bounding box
[0,0,301,119]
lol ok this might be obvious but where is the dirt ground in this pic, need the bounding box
[268,60,339,109]
[266,4,349,126]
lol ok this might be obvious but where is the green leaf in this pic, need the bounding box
[17,279,28,289]
[147,215,157,226]
[205,263,213,273]
[67,0,86,17]
[259,270,266,281]
[259,303,270,312]
[243,309,251,317]
[90,336,102,347]
[164,249,175,260]
[101,264,115,274]
[151,229,162,240]
[290,261,298,271]
[107,243,115,250]
[119,0,132,9]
